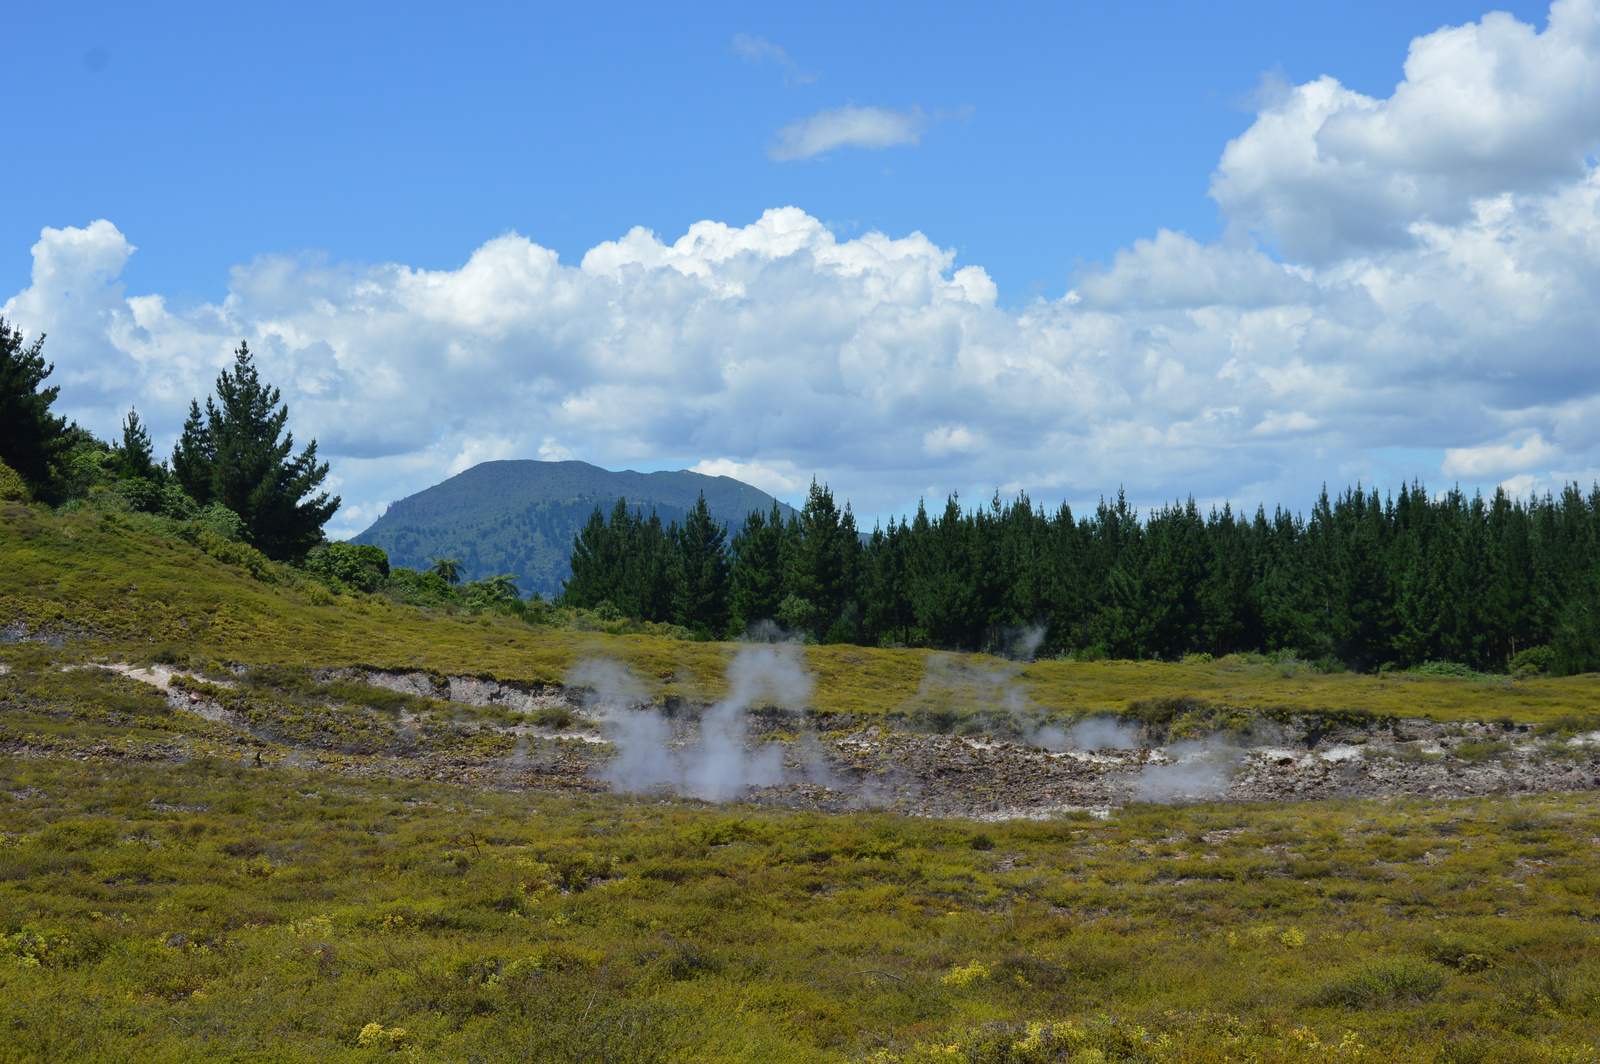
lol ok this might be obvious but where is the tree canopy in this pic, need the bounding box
[427,558,464,585]
[171,342,339,559]
[0,318,68,489]
[116,408,159,482]
[560,478,1600,675]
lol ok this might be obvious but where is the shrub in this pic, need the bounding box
[1315,957,1446,1007]
[942,960,991,987]
[1511,645,1554,675]
[1424,936,1495,974]
[1411,661,1482,679]
[1454,741,1511,763]
[115,476,163,513]
[195,530,276,582]
[304,542,390,593]
[383,567,460,608]
[0,458,30,501]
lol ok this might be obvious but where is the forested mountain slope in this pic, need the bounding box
[350,460,795,597]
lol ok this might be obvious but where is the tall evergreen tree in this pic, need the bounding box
[1138,499,1208,658]
[560,474,1600,672]
[171,342,339,559]
[910,494,982,649]
[115,408,159,481]
[728,503,787,631]
[0,318,68,488]
[562,502,628,609]
[790,479,857,641]
[673,492,731,633]
[171,400,214,502]
[861,518,915,646]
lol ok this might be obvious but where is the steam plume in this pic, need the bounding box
[581,645,815,800]
[1134,740,1239,803]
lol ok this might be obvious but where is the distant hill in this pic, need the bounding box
[350,460,797,599]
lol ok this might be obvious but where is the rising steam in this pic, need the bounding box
[1134,740,1239,803]
[1033,715,1143,752]
[580,645,814,800]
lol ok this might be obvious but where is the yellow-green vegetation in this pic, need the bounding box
[5,501,1600,726]
[7,495,1600,1062]
[0,459,30,503]
[3,753,1599,1062]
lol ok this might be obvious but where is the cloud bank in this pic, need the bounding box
[8,0,1600,537]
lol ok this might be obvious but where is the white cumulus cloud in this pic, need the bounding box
[690,458,806,498]
[8,1,1600,537]
[1443,433,1565,478]
[1212,0,1600,262]
[923,425,985,457]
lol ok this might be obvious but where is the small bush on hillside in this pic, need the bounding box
[383,567,461,608]
[1315,958,1447,1007]
[305,542,390,593]
[1411,661,1483,680]
[0,458,30,501]
[1512,645,1554,675]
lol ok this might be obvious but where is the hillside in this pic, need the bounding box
[4,500,1600,725]
[350,459,797,598]
[5,502,1600,1061]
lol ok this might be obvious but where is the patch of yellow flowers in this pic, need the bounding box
[940,960,991,988]
[357,1022,408,1050]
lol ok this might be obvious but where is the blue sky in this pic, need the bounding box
[4,0,1546,301]
[4,0,1596,535]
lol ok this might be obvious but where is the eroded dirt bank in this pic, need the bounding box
[39,662,1589,819]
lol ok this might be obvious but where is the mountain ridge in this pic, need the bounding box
[350,459,797,598]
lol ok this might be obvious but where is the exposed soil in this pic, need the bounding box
[51,663,1596,819]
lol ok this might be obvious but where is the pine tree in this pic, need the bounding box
[116,408,159,481]
[673,492,731,634]
[625,509,679,623]
[0,318,68,489]
[861,518,915,646]
[171,342,339,559]
[1138,499,1208,658]
[171,399,214,503]
[562,501,629,609]
[909,494,982,649]
[791,479,858,642]
[728,504,787,632]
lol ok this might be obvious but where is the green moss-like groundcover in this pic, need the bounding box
[5,498,1600,1062]
[2,752,1598,1063]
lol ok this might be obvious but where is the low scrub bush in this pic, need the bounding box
[1315,957,1448,1007]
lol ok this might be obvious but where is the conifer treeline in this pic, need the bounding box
[560,480,1600,675]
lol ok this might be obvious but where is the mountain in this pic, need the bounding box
[350,460,797,599]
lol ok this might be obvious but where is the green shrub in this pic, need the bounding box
[1511,645,1554,675]
[193,503,245,542]
[114,476,163,513]
[304,542,390,592]
[1412,661,1482,679]
[1454,741,1512,763]
[1424,936,1495,974]
[383,567,461,608]
[0,458,31,501]
[195,530,275,582]
[1316,957,1447,1007]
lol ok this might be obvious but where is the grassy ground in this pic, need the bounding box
[3,750,1599,1063]
[5,505,1600,1061]
[5,502,1599,726]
